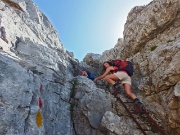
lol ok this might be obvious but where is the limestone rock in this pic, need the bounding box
[1,0,25,11]
[1,0,180,134]
[174,82,180,97]
[123,0,180,57]
[82,0,180,134]
[83,53,101,68]
[72,76,113,135]
[100,38,124,63]
[0,0,76,134]
[100,111,142,135]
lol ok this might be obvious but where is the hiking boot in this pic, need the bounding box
[134,98,144,111]
[112,83,121,95]
[112,89,119,95]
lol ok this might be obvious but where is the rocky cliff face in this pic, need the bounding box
[83,0,180,134]
[0,0,180,135]
[0,0,77,134]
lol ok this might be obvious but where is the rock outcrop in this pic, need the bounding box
[0,0,77,134]
[71,77,147,135]
[123,1,180,134]
[83,0,180,134]
[0,0,179,135]
[72,76,113,135]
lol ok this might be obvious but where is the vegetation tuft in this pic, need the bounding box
[150,45,157,51]
[70,80,79,119]
[70,80,79,98]
[167,39,173,43]
[70,103,75,118]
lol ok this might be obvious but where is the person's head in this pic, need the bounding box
[103,61,112,69]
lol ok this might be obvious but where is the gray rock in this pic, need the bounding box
[81,0,180,133]
[100,111,146,135]
[0,0,77,134]
[72,76,113,135]
[0,0,180,134]
[174,82,180,97]
[83,53,101,68]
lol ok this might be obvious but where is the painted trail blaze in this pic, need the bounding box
[36,109,43,128]
[38,98,43,109]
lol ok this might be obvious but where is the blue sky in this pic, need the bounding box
[32,0,152,61]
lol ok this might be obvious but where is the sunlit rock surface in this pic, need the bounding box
[0,0,77,134]
[83,0,180,134]
[0,0,179,135]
